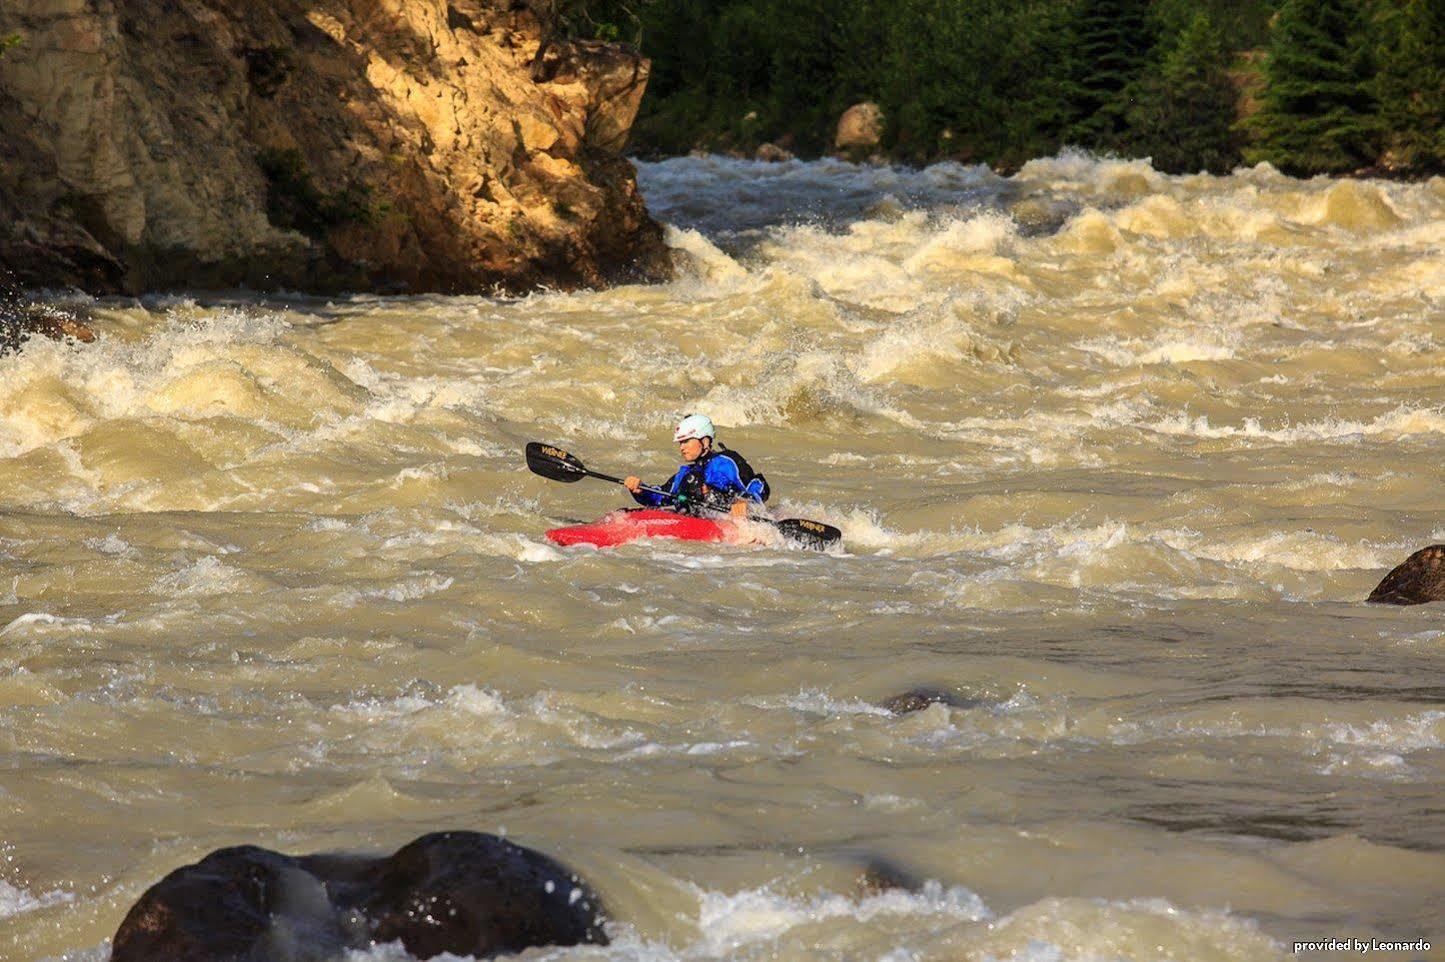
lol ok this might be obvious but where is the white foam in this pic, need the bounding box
[1144,406,1445,443]
[1079,336,1236,367]
[694,880,991,953]
[1107,708,1445,774]
[0,879,73,919]
[1158,530,1406,572]
[329,885,1276,962]
[1323,710,1445,753]
[153,555,251,597]
[980,895,1282,962]
[335,574,456,605]
[743,688,894,717]
[333,684,508,723]
[664,225,750,283]
[82,533,137,557]
[0,612,94,637]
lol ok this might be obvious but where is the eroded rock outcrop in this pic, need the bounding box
[110,831,607,962]
[1367,544,1445,606]
[0,0,670,295]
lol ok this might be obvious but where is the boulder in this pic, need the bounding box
[1367,544,1445,605]
[0,277,95,353]
[835,102,884,151]
[111,831,607,962]
[0,1,670,295]
[853,854,925,895]
[880,687,982,715]
[0,310,96,352]
[754,142,794,163]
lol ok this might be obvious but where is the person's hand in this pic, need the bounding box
[624,476,642,493]
[730,500,750,519]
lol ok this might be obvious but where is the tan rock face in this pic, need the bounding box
[0,0,670,294]
[835,102,884,151]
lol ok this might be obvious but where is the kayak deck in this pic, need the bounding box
[546,508,734,548]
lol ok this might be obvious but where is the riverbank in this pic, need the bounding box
[0,0,670,296]
[627,0,1442,180]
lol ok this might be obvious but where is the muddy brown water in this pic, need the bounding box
[2,154,1442,960]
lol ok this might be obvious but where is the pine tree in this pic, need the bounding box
[1375,0,1444,171]
[1061,0,1156,148]
[1125,12,1241,173]
[1245,0,1381,175]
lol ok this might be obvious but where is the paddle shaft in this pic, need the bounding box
[574,466,674,500]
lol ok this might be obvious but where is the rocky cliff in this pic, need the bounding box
[0,0,670,295]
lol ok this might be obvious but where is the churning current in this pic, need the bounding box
[2,154,1443,960]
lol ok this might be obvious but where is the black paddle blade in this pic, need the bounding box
[775,517,843,550]
[526,442,588,483]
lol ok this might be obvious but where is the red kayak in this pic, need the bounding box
[546,509,735,548]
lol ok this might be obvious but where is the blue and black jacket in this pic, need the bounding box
[632,446,770,511]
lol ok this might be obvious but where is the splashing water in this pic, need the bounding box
[3,154,1443,960]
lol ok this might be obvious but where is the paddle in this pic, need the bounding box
[525,442,842,549]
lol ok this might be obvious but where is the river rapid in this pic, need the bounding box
[2,154,1443,961]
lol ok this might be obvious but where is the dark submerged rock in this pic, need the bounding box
[111,831,607,962]
[853,854,926,896]
[110,846,357,962]
[1367,544,1445,605]
[351,831,606,959]
[881,687,982,715]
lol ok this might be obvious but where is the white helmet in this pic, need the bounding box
[673,413,715,443]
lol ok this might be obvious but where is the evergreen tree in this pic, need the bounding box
[876,0,1028,160]
[1005,0,1083,163]
[1375,0,1444,171]
[1246,0,1381,174]
[1125,12,1242,173]
[1061,0,1156,148]
[631,0,1338,169]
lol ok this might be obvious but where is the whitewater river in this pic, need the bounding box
[2,154,1443,960]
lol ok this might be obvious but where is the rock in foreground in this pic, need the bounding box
[1367,545,1445,606]
[110,831,607,961]
[0,0,670,295]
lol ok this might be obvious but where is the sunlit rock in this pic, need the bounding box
[0,2,669,295]
[1367,545,1445,606]
[755,142,795,163]
[110,831,608,962]
[835,102,884,150]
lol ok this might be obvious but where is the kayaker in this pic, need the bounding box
[624,414,770,519]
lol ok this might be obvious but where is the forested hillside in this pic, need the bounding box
[575,0,1442,175]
